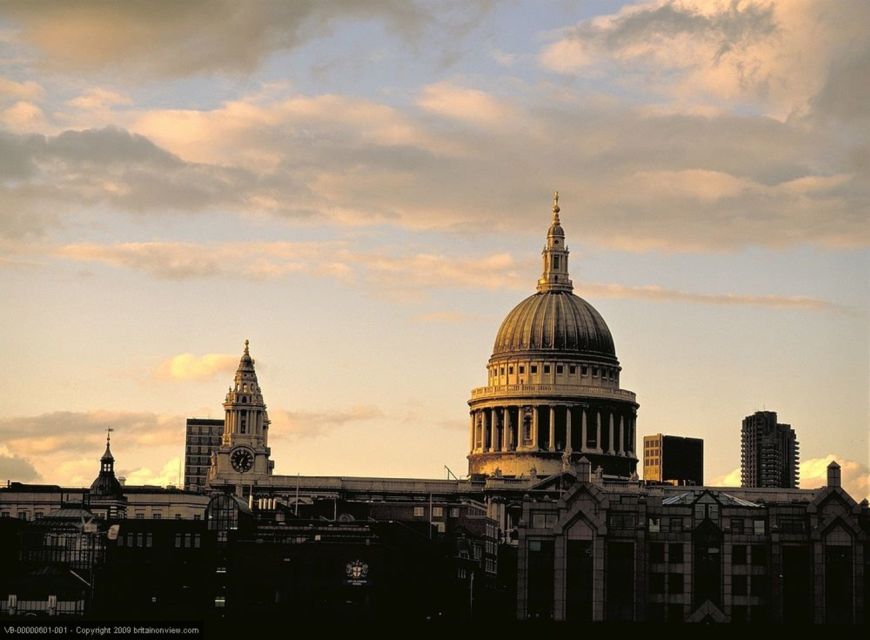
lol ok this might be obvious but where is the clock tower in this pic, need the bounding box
[208,340,274,494]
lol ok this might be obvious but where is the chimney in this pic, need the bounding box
[827,461,841,488]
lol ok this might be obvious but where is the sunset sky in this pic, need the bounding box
[0,1,867,498]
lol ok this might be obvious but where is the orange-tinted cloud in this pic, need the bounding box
[155,353,239,381]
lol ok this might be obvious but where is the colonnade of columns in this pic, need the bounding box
[469,404,636,456]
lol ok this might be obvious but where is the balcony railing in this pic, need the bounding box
[470,383,636,402]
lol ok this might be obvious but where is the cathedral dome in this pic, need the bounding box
[492,290,616,360]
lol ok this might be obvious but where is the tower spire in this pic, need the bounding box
[537,191,573,293]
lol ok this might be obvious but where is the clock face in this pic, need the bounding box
[230,448,254,473]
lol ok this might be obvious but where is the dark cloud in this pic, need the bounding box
[0,0,461,78]
[0,411,183,456]
[0,452,40,482]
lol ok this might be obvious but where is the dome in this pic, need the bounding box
[492,290,616,360]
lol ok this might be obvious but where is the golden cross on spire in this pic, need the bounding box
[106,427,114,444]
[552,190,560,220]
[244,339,250,355]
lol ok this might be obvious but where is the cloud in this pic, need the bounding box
[270,405,384,439]
[581,282,849,313]
[1,0,432,78]
[800,454,870,500]
[119,456,183,487]
[0,77,42,100]
[417,81,518,126]
[0,100,46,132]
[713,454,870,500]
[538,0,870,121]
[5,238,849,312]
[0,410,183,457]
[66,88,132,111]
[1,78,867,249]
[155,353,240,381]
[0,448,40,482]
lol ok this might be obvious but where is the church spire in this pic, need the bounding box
[537,191,573,293]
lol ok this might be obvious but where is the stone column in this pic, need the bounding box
[532,407,539,450]
[469,411,475,453]
[503,407,511,451]
[595,411,602,453]
[483,410,490,452]
[619,415,625,455]
[581,408,587,452]
[608,413,615,454]
[566,406,572,451]
[549,406,556,451]
[489,408,497,451]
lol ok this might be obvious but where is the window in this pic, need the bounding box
[530,365,537,374]
[136,513,145,519]
[174,533,182,548]
[650,542,665,563]
[569,366,576,374]
[733,575,747,595]
[508,366,514,374]
[732,545,747,564]
[556,365,563,374]
[532,513,557,529]
[1,512,9,518]
[174,513,182,520]
[34,512,43,519]
[648,517,661,533]
[669,517,683,532]
[450,507,459,518]
[751,545,767,566]
[519,366,525,374]
[500,367,505,375]
[581,366,588,375]
[649,573,665,594]
[432,506,443,518]
[608,513,636,529]
[145,533,153,547]
[193,534,201,548]
[152,512,162,519]
[18,512,29,521]
[553,256,560,269]
[778,516,805,533]
[750,575,767,598]
[413,506,424,517]
[543,365,550,374]
[193,515,201,521]
[668,573,684,594]
[731,518,744,534]
[593,367,599,376]
[753,518,765,535]
[668,543,683,564]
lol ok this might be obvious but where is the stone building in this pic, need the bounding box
[0,434,209,522]
[741,411,799,489]
[515,460,867,623]
[467,193,639,479]
[644,434,704,486]
[183,418,224,492]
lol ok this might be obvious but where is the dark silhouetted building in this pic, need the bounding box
[184,418,224,492]
[741,411,799,488]
[643,434,704,486]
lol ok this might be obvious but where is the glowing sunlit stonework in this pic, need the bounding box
[468,193,639,478]
[208,340,275,493]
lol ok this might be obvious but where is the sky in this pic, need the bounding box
[0,0,867,499]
